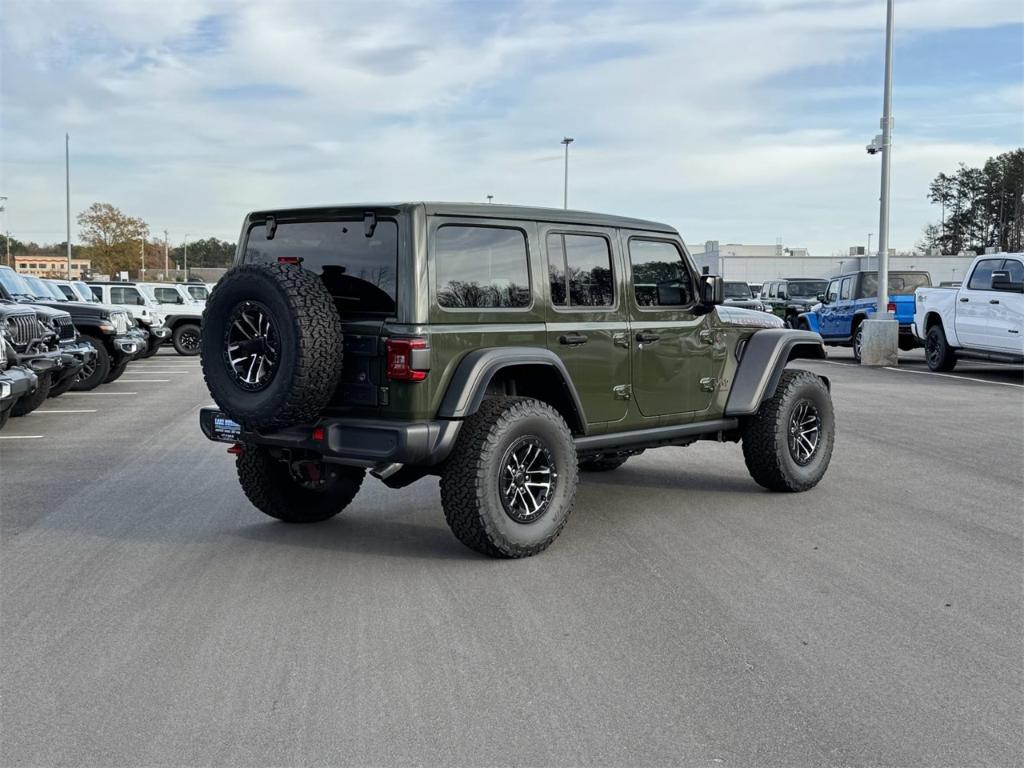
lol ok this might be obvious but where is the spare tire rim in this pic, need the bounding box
[788,399,821,465]
[224,301,278,391]
[500,437,557,524]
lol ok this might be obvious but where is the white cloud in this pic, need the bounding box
[0,0,1020,253]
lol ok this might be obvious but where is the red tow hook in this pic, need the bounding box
[227,443,245,456]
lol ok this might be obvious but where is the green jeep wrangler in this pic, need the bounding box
[199,203,834,558]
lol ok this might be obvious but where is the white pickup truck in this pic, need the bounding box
[914,253,1023,371]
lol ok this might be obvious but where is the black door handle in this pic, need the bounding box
[558,333,588,346]
[990,299,1000,304]
[636,331,661,343]
[959,297,969,302]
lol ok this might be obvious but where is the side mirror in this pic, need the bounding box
[817,293,827,304]
[699,274,724,307]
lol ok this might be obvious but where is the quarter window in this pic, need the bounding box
[435,225,530,309]
[968,259,1003,290]
[547,233,614,308]
[629,239,694,307]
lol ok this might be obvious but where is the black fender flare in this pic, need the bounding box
[724,329,828,416]
[438,347,587,433]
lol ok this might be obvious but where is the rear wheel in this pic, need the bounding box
[236,445,365,523]
[71,336,111,391]
[11,372,52,417]
[440,397,578,558]
[742,369,834,492]
[925,324,957,371]
[852,323,864,363]
[173,323,201,356]
[200,263,344,430]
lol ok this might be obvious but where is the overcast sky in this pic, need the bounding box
[1,0,1021,254]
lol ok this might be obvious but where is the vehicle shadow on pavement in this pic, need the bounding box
[232,517,480,561]
[580,466,760,494]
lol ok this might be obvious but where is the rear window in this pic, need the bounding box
[786,280,827,299]
[435,225,530,309]
[858,271,930,298]
[245,219,398,314]
[724,282,751,299]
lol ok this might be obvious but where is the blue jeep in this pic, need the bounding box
[797,270,931,362]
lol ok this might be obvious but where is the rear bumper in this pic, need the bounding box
[199,407,463,468]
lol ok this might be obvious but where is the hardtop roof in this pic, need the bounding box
[245,202,678,234]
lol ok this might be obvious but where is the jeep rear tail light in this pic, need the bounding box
[887,302,896,314]
[386,338,429,382]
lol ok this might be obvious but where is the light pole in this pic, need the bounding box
[860,0,898,366]
[867,233,873,256]
[486,195,493,204]
[65,133,72,279]
[163,230,169,278]
[140,238,146,279]
[183,234,190,281]
[0,195,8,267]
[561,137,574,209]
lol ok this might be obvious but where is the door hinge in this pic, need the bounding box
[612,332,630,348]
[613,384,632,400]
[699,377,718,392]
[698,329,717,345]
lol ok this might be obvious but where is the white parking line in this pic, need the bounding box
[62,392,138,396]
[112,379,170,383]
[0,435,44,439]
[30,409,99,414]
[883,366,1024,389]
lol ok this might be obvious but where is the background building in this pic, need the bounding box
[14,255,91,279]
[689,241,978,285]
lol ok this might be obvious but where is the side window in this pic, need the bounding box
[155,287,182,304]
[968,259,1003,290]
[826,280,840,303]
[110,286,141,305]
[547,233,614,308]
[767,283,777,299]
[90,286,102,301]
[629,239,694,308]
[840,278,853,301]
[435,225,530,309]
[778,282,789,299]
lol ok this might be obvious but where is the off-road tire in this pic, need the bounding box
[852,322,864,363]
[925,324,957,372]
[71,335,111,391]
[103,359,129,384]
[48,373,77,398]
[0,406,10,431]
[201,263,344,430]
[440,397,578,558]
[579,453,632,472]
[236,445,365,523]
[742,369,834,492]
[140,338,161,358]
[173,323,202,356]
[11,372,51,417]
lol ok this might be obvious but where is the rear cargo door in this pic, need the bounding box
[242,214,400,410]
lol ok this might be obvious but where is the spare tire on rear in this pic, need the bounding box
[200,263,343,430]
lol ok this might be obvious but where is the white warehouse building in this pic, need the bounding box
[689,241,978,286]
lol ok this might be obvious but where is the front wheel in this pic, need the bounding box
[103,359,129,384]
[72,335,112,391]
[173,323,201,356]
[852,323,864,363]
[11,372,52,417]
[440,397,578,558]
[742,369,834,492]
[236,446,365,523]
[925,324,957,372]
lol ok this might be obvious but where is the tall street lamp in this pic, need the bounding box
[183,234,190,281]
[561,137,574,209]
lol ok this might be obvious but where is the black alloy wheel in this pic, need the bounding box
[224,301,278,391]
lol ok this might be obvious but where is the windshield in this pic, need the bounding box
[42,281,70,301]
[186,284,209,301]
[72,281,95,302]
[0,268,33,298]
[139,284,186,305]
[20,274,55,300]
[786,280,828,298]
[858,271,931,297]
[724,282,751,299]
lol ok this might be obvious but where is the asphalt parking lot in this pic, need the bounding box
[1,349,1021,767]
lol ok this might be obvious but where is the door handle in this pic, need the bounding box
[959,297,969,302]
[989,299,1000,304]
[558,333,588,346]
[636,331,661,343]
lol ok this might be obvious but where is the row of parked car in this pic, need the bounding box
[0,267,212,429]
[721,252,1024,369]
